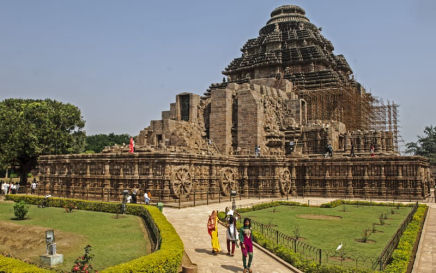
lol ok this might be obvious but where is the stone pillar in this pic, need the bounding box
[104,162,111,202]
[243,166,249,198]
[272,167,280,197]
[162,164,172,201]
[375,132,382,152]
[134,161,139,177]
[324,167,331,197]
[416,166,423,199]
[380,165,387,198]
[363,165,369,197]
[291,165,297,197]
[397,165,403,198]
[346,165,354,198]
[304,168,310,196]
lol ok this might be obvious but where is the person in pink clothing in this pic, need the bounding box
[239,218,253,273]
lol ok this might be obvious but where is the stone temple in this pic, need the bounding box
[36,5,432,201]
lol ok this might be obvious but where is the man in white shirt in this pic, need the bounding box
[31,181,37,194]
[144,192,150,205]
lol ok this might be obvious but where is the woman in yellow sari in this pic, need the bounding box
[207,210,221,254]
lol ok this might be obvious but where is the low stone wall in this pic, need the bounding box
[34,152,432,201]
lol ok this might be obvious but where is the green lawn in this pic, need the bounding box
[0,202,151,271]
[242,204,412,266]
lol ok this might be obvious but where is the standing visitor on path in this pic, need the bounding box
[239,218,254,273]
[225,210,238,256]
[207,210,221,255]
[144,191,150,205]
[31,179,37,194]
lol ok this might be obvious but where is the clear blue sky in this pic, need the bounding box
[1,0,435,151]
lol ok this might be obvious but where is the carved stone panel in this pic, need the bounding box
[220,168,237,196]
[170,166,193,197]
[279,168,291,194]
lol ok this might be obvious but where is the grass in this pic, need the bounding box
[0,201,151,271]
[242,204,412,261]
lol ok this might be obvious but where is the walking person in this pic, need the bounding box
[3,182,9,195]
[31,180,37,194]
[328,143,333,157]
[144,191,150,205]
[239,218,254,273]
[207,210,221,255]
[350,141,355,157]
[131,189,137,204]
[225,211,238,256]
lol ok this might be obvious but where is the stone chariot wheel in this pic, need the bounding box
[220,168,237,196]
[170,167,193,198]
[279,168,291,195]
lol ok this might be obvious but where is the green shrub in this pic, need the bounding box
[0,255,52,273]
[361,228,371,243]
[13,200,29,220]
[237,201,304,214]
[5,195,184,273]
[217,211,226,221]
[384,206,427,273]
[320,200,411,208]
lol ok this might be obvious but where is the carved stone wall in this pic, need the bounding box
[35,153,432,201]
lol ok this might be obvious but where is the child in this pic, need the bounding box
[239,218,253,273]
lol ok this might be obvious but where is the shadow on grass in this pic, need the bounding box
[10,217,30,221]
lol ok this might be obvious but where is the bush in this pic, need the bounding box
[217,211,226,221]
[237,201,305,214]
[6,195,184,273]
[72,245,96,273]
[384,206,427,273]
[379,214,385,225]
[13,201,29,220]
[0,255,52,273]
[320,200,411,208]
[361,228,370,243]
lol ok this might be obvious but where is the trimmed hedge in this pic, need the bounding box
[4,195,184,273]
[383,205,427,273]
[237,201,305,214]
[320,200,414,208]
[0,255,52,273]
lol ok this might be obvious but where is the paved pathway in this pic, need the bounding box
[164,198,295,273]
[412,203,436,273]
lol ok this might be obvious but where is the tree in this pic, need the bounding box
[0,98,85,183]
[85,133,131,153]
[405,125,436,163]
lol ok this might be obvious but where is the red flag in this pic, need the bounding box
[129,137,135,153]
